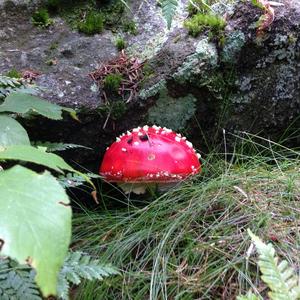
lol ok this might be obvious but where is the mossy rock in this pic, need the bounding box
[148,89,197,131]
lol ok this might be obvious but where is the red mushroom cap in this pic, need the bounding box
[100,125,201,183]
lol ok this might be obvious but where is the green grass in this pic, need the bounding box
[5,69,21,79]
[31,8,53,27]
[71,134,300,299]
[78,11,104,35]
[54,0,125,33]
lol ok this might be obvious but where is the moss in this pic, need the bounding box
[78,11,104,35]
[122,20,138,35]
[148,89,197,131]
[104,74,123,93]
[6,69,22,79]
[184,13,226,37]
[115,37,126,51]
[31,9,53,27]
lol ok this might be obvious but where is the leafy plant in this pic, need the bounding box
[0,252,119,300]
[0,257,41,300]
[58,172,100,188]
[0,166,72,296]
[0,86,79,297]
[0,92,76,120]
[78,11,104,35]
[0,74,118,298]
[238,230,300,300]
[31,9,53,27]
[33,141,92,152]
[161,0,178,29]
[0,76,34,99]
[57,251,120,300]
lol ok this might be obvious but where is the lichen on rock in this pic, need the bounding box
[172,37,218,84]
[139,79,167,100]
[221,30,245,63]
[148,88,197,131]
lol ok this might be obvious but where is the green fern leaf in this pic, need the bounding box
[57,274,70,300]
[57,252,120,300]
[0,257,41,300]
[0,75,37,99]
[248,229,300,300]
[58,173,100,188]
[0,76,21,88]
[161,0,178,29]
[33,141,92,152]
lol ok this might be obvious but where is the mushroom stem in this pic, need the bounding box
[117,182,156,195]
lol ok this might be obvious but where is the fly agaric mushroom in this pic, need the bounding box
[99,125,201,194]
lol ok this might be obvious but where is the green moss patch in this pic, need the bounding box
[104,74,123,93]
[184,12,226,37]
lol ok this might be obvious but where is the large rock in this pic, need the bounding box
[0,0,299,171]
[142,0,300,148]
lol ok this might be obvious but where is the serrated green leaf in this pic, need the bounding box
[0,166,72,297]
[56,273,70,300]
[0,93,76,120]
[0,145,75,173]
[161,0,178,29]
[57,251,119,299]
[33,142,92,152]
[248,229,300,300]
[0,257,42,299]
[0,115,30,147]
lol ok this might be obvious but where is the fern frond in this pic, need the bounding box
[57,251,120,300]
[0,257,41,300]
[248,229,300,300]
[0,76,22,88]
[58,172,100,188]
[161,0,178,29]
[0,75,37,99]
[33,141,92,152]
